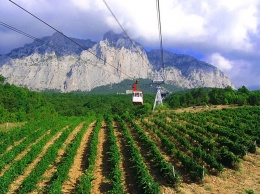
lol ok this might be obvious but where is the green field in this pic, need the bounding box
[0,106,259,193]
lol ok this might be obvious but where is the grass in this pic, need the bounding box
[0,122,26,132]
[204,185,212,191]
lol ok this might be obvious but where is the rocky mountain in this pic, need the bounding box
[0,31,234,92]
[147,50,234,88]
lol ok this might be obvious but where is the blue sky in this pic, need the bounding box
[0,0,260,89]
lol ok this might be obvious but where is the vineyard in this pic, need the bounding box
[0,106,260,193]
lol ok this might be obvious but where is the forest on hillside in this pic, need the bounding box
[166,86,260,108]
[1,74,260,123]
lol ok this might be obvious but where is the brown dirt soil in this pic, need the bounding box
[7,130,64,194]
[0,122,26,132]
[91,121,111,194]
[160,148,260,194]
[29,124,83,194]
[62,121,96,193]
[0,130,50,176]
[166,105,241,114]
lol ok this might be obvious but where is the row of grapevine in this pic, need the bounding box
[0,118,61,156]
[0,120,47,145]
[124,115,179,185]
[76,118,102,193]
[0,117,80,193]
[161,117,235,170]
[141,119,205,180]
[105,115,124,194]
[45,118,92,193]
[115,115,161,194]
[0,106,259,193]
[178,107,260,145]
[176,111,257,155]
[153,115,239,169]
[17,117,88,193]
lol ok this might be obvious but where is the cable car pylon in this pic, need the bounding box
[153,0,165,111]
[152,70,164,111]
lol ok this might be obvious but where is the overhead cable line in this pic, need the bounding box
[0,21,118,78]
[156,0,165,79]
[0,21,62,52]
[102,0,151,68]
[8,0,134,79]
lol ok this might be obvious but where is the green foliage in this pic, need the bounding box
[125,115,179,184]
[0,83,57,123]
[105,115,124,194]
[0,74,5,84]
[17,117,87,193]
[0,80,157,123]
[115,115,161,193]
[244,189,254,194]
[217,148,239,168]
[47,117,90,193]
[0,117,76,193]
[76,118,102,194]
[88,78,183,94]
[0,103,259,192]
[166,86,260,108]
[44,93,155,117]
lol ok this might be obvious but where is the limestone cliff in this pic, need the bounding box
[0,31,234,92]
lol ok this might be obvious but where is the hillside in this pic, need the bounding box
[0,79,259,193]
[88,78,184,94]
[0,31,234,92]
[0,107,259,193]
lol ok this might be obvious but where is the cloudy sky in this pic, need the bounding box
[0,0,260,89]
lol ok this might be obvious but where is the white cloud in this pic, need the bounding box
[1,0,260,88]
[69,0,90,11]
[205,53,233,71]
[100,0,260,52]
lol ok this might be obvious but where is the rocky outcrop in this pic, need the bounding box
[147,50,234,88]
[0,31,234,92]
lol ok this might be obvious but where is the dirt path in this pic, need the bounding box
[0,122,26,132]
[91,121,111,194]
[62,121,96,193]
[157,105,240,114]
[29,123,84,194]
[113,121,139,194]
[0,130,50,176]
[7,129,64,194]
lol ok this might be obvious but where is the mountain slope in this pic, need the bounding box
[148,50,234,88]
[0,31,234,92]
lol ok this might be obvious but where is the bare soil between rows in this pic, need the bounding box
[91,121,111,194]
[62,122,96,193]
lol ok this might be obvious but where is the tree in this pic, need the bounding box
[248,91,260,105]
[238,86,250,95]
[0,75,5,84]
[209,88,225,104]
[180,92,194,106]
[167,94,181,108]
[236,93,248,106]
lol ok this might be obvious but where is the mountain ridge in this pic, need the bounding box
[0,31,234,92]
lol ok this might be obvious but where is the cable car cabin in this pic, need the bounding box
[132,90,143,105]
[132,80,143,105]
